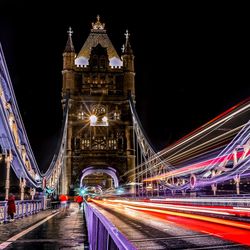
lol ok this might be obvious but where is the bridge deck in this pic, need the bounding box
[89,200,250,249]
[0,202,88,249]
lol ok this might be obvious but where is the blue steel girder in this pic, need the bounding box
[128,96,173,184]
[0,43,42,188]
[43,101,68,191]
[137,95,250,191]
[158,121,250,191]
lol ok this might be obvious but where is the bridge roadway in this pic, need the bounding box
[0,203,88,249]
[90,200,250,250]
[1,200,250,249]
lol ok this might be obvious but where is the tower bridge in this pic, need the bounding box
[61,17,136,195]
[0,16,250,249]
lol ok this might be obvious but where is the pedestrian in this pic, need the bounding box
[59,194,68,214]
[51,195,58,212]
[76,195,83,210]
[7,193,16,222]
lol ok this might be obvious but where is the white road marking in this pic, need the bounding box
[0,211,59,249]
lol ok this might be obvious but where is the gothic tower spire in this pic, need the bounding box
[64,27,75,53]
[122,29,135,97]
[62,27,76,96]
[123,29,133,55]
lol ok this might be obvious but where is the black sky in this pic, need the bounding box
[0,1,249,170]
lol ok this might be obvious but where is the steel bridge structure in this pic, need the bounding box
[1,42,250,203]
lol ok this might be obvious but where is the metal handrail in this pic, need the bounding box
[84,201,136,250]
[0,199,42,223]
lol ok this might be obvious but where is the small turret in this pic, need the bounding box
[63,27,76,70]
[62,27,76,95]
[121,30,135,97]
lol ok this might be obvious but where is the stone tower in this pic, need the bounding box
[61,16,135,194]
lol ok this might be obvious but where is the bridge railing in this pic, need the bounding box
[0,201,7,222]
[84,201,136,250]
[0,200,42,223]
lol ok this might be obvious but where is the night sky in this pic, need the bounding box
[0,1,249,170]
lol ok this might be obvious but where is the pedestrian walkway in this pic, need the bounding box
[0,202,88,249]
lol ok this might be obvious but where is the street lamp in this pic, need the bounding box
[89,114,108,126]
[102,116,108,123]
[89,115,97,126]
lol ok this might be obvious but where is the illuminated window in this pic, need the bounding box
[108,139,117,150]
[90,105,108,126]
[78,112,84,120]
[92,105,106,115]
[114,112,120,120]
[81,139,90,150]
[92,137,106,150]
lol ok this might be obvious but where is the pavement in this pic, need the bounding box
[0,202,89,249]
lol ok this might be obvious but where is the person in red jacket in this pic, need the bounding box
[59,194,69,214]
[7,193,16,221]
[76,195,83,210]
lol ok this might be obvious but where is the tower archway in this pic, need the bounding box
[80,166,119,188]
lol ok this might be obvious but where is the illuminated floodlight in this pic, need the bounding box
[89,114,109,126]
[102,116,108,123]
[116,188,124,194]
[101,116,108,126]
[89,115,97,125]
[80,189,86,195]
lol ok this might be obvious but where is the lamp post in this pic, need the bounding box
[19,177,26,201]
[5,151,12,200]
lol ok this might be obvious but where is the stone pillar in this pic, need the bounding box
[30,188,36,200]
[125,125,136,194]
[5,152,12,200]
[181,179,186,196]
[109,178,113,188]
[234,175,240,195]
[157,181,160,196]
[211,183,217,196]
[65,123,73,195]
[57,179,60,196]
[19,178,26,200]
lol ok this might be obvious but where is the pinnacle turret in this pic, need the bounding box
[91,15,105,31]
[75,15,122,67]
[122,30,133,55]
[64,27,75,53]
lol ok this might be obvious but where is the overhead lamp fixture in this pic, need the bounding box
[89,115,97,126]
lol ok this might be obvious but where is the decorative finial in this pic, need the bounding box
[121,44,125,53]
[64,26,75,53]
[67,27,73,37]
[125,29,130,41]
[92,15,105,30]
[123,29,133,54]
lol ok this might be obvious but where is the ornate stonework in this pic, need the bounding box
[92,15,105,30]
[62,17,135,194]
